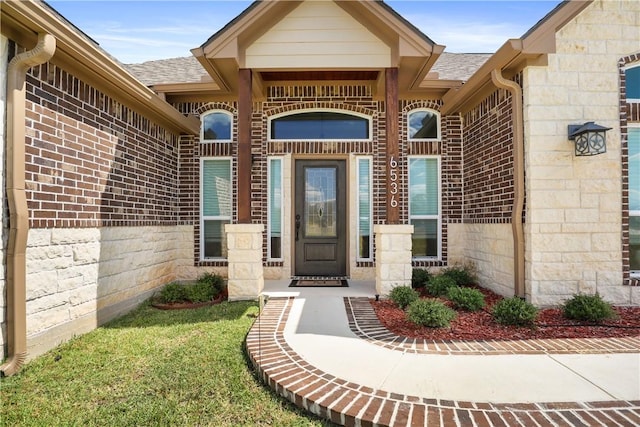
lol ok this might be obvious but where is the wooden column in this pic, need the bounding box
[237,68,252,223]
[385,67,400,224]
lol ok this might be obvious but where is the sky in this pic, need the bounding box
[47,0,563,64]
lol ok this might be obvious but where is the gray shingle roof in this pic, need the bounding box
[431,53,492,82]
[125,53,491,87]
[124,56,207,86]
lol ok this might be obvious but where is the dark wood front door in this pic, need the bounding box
[294,160,346,276]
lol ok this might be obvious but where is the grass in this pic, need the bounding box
[0,301,333,426]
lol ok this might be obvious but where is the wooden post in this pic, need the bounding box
[385,68,400,224]
[238,69,252,223]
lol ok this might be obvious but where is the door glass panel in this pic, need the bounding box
[305,167,337,237]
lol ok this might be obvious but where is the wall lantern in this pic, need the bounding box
[568,122,611,156]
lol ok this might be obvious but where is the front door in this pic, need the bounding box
[294,160,346,276]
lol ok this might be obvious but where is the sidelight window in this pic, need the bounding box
[408,156,441,259]
[201,158,232,260]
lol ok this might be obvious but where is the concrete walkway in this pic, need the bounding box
[246,280,640,426]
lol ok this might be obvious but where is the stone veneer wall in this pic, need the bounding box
[523,0,640,305]
[0,53,193,360]
[26,226,192,359]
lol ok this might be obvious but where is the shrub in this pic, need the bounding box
[406,299,457,328]
[389,286,419,310]
[447,287,485,311]
[425,275,457,297]
[186,281,217,303]
[159,282,187,303]
[492,297,538,326]
[563,293,616,323]
[197,272,225,295]
[441,264,476,286]
[411,268,431,289]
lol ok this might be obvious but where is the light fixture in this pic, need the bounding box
[568,122,611,156]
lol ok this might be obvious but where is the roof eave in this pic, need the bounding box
[1,0,198,135]
[441,0,593,115]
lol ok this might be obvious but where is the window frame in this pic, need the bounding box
[200,157,233,261]
[267,157,284,261]
[267,108,372,142]
[629,124,640,277]
[407,108,441,141]
[356,156,373,262]
[408,155,442,261]
[200,110,233,143]
[625,63,640,103]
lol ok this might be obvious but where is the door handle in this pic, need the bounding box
[295,214,301,241]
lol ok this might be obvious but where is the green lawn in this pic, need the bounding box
[1,301,333,426]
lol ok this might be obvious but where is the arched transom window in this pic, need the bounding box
[201,110,233,142]
[408,109,440,140]
[269,110,371,140]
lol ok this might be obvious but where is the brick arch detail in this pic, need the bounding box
[194,102,237,117]
[401,100,443,113]
[263,102,377,118]
[619,51,640,286]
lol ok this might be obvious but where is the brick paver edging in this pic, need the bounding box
[245,296,640,427]
[345,297,640,355]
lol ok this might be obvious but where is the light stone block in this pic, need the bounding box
[225,224,264,300]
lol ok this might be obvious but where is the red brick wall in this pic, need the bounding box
[462,88,516,223]
[174,88,463,268]
[25,62,180,228]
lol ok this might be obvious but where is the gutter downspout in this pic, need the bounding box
[1,33,56,377]
[491,69,525,299]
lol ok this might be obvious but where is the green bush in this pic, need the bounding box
[159,282,187,303]
[563,293,616,323]
[406,299,457,328]
[197,272,225,295]
[389,286,419,310]
[186,281,217,303]
[425,275,458,297]
[441,265,476,286]
[492,297,538,326]
[447,287,485,311]
[411,268,431,289]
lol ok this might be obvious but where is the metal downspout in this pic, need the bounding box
[1,34,56,377]
[491,69,525,299]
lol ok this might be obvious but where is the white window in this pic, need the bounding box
[201,158,232,260]
[268,157,283,261]
[629,126,640,275]
[626,64,640,102]
[408,109,441,140]
[201,110,232,142]
[357,157,373,261]
[408,156,441,259]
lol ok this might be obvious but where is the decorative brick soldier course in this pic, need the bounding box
[246,297,640,426]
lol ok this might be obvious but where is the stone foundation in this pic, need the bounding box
[226,224,264,300]
[374,224,413,296]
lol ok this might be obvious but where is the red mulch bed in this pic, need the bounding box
[371,286,640,341]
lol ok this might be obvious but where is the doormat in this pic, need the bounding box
[289,279,349,288]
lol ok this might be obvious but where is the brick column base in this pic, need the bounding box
[374,224,414,296]
[225,224,264,301]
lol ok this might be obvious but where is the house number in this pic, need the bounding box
[389,156,398,208]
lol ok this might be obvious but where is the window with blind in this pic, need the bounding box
[201,158,232,259]
[630,127,640,275]
[409,156,440,259]
[357,157,373,261]
[201,110,232,142]
[408,109,440,140]
[268,157,283,260]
